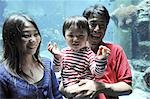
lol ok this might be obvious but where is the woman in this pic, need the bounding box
[0,14,63,99]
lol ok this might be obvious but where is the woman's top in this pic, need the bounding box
[0,57,63,99]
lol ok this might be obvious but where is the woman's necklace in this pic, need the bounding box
[30,69,34,77]
[21,62,37,78]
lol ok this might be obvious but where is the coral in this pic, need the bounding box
[110,4,137,29]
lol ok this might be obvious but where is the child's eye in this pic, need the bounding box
[68,35,73,37]
[79,35,84,37]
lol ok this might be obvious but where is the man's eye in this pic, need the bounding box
[90,23,97,27]
[100,25,105,28]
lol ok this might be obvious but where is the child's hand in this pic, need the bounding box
[96,45,110,59]
[47,42,62,58]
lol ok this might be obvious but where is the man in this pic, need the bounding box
[81,4,132,99]
[61,4,132,99]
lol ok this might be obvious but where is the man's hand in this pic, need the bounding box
[67,79,105,98]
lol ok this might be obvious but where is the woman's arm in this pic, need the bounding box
[51,69,63,99]
[0,76,8,98]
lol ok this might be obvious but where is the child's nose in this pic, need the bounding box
[73,36,78,41]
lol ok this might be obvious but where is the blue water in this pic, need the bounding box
[0,0,115,58]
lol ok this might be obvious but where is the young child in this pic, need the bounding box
[48,16,110,88]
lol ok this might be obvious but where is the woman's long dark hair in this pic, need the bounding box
[2,14,42,75]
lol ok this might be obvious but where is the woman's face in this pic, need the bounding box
[21,21,41,55]
[64,25,88,51]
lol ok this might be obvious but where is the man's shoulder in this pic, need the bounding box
[104,42,123,51]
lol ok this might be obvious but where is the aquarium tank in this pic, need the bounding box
[0,0,150,98]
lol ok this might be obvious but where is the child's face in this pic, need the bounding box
[64,26,88,51]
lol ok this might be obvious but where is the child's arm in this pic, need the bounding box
[48,42,62,58]
[90,45,110,77]
[48,42,63,72]
[97,45,110,60]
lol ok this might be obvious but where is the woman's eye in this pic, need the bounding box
[22,34,30,38]
[34,33,39,37]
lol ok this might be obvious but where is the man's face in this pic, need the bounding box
[87,15,107,51]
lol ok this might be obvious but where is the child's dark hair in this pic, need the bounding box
[62,16,90,37]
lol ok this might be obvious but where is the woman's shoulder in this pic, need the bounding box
[41,57,53,70]
[0,63,10,81]
[41,57,51,63]
[0,63,7,75]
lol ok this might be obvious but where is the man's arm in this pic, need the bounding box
[66,79,132,98]
[96,81,132,96]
